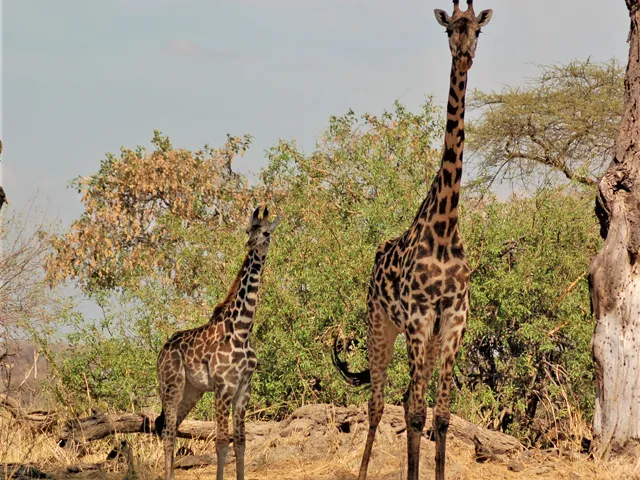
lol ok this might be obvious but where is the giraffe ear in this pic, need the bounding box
[434,9,450,27]
[249,206,261,227]
[476,9,493,27]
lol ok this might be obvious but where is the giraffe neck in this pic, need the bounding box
[211,247,267,335]
[414,61,468,230]
[438,62,468,217]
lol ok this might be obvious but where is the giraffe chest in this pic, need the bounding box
[371,239,470,318]
[182,335,257,392]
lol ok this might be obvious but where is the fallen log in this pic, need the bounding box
[0,395,57,432]
[60,413,154,446]
[59,412,271,446]
[175,454,219,469]
[58,404,522,456]
[282,404,523,455]
[0,463,51,479]
[65,455,221,475]
[66,463,107,474]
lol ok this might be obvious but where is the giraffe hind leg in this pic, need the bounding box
[358,307,398,480]
[176,384,204,427]
[158,360,186,480]
[423,337,440,440]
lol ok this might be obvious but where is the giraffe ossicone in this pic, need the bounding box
[333,3,493,480]
[156,206,280,480]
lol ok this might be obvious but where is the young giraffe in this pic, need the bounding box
[333,2,493,479]
[156,207,280,480]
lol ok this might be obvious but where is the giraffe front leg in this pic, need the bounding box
[434,298,468,480]
[215,392,232,480]
[404,356,426,480]
[404,309,435,480]
[232,375,253,480]
[423,338,440,391]
[359,309,398,480]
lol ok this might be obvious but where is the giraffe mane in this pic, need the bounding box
[211,253,251,321]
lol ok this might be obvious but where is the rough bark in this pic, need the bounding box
[589,0,640,457]
[283,404,523,456]
[57,404,522,455]
[58,412,233,445]
[64,455,220,474]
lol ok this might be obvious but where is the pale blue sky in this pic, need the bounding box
[2,0,630,226]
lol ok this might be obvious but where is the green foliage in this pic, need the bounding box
[252,101,442,411]
[42,63,604,443]
[457,189,600,441]
[468,58,623,189]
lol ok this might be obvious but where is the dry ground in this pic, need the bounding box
[2,407,640,480]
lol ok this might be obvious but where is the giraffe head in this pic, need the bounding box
[434,0,493,72]
[245,206,280,252]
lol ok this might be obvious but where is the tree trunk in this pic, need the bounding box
[589,0,640,457]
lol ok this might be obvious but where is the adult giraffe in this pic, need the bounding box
[333,2,493,479]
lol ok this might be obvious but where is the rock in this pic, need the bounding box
[474,437,496,463]
[280,418,315,438]
[507,458,525,472]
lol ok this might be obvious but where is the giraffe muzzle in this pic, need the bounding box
[457,53,473,70]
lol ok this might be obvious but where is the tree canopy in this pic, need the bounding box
[46,131,256,297]
[468,59,623,189]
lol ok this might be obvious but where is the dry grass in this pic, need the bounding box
[2,413,640,480]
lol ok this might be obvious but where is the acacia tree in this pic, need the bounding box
[46,131,255,297]
[468,60,623,189]
[589,0,640,457]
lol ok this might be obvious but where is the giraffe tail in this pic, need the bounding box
[332,335,371,387]
[154,410,166,437]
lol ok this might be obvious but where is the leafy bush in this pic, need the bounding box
[458,189,600,442]
[42,98,600,444]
